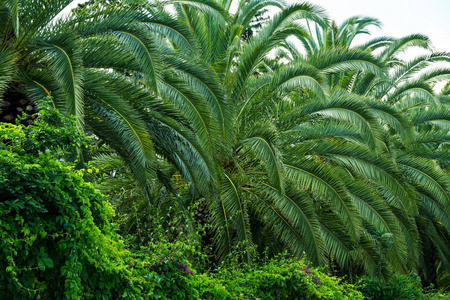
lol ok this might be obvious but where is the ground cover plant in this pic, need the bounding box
[2,0,450,298]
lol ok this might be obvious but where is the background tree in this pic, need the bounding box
[280,16,450,285]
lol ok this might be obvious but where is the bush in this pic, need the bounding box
[124,201,212,300]
[126,228,204,299]
[212,256,363,300]
[356,273,426,300]
[0,98,154,299]
[129,246,363,299]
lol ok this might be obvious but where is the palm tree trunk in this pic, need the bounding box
[1,85,37,125]
[419,238,438,289]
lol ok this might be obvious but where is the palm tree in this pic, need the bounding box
[0,0,218,202]
[160,1,404,271]
[279,16,450,284]
[351,31,450,287]
[87,0,421,277]
[76,0,450,287]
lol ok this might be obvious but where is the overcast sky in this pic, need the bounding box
[302,0,450,53]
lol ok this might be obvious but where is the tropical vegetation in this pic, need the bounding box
[1,0,450,298]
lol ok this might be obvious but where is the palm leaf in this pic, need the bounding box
[288,90,382,150]
[284,158,361,238]
[231,3,324,102]
[307,140,416,215]
[110,23,162,92]
[366,100,413,143]
[0,49,14,99]
[346,181,407,271]
[169,0,229,23]
[84,70,154,193]
[268,62,328,99]
[157,73,216,154]
[257,183,326,265]
[37,32,84,129]
[398,154,450,214]
[241,121,284,191]
[306,48,386,80]
[221,172,253,263]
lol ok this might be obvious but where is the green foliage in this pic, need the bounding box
[120,193,363,300]
[0,97,154,299]
[427,292,450,300]
[128,240,364,300]
[124,202,209,300]
[356,273,426,300]
[3,0,450,296]
[1,97,88,155]
[213,256,364,299]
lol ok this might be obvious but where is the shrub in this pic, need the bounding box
[0,98,154,299]
[124,201,211,300]
[356,273,426,300]
[213,256,364,300]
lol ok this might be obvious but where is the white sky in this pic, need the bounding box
[304,0,450,54]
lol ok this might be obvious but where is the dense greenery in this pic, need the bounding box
[356,273,427,300]
[2,0,450,298]
[0,98,156,298]
[0,101,363,298]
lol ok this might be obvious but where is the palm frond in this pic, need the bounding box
[144,110,215,195]
[387,81,438,107]
[379,33,430,60]
[161,50,231,142]
[17,0,74,46]
[304,140,417,215]
[420,194,450,234]
[285,121,364,144]
[84,69,154,194]
[288,90,382,149]
[157,73,216,155]
[231,2,324,102]
[356,36,394,52]
[145,11,199,53]
[110,23,162,92]
[169,0,229,23]
[306,48,386,80]
[346,181,407,271]
[269,62,328,99]
[366,100,414,143]
[37,32,84,129]
[221,172,253,263]
[4,0,18,37]
[234,0,285,28]
[411,109,450,129]
[257,183,326,265]
[284,159,361,238]
[0,49,14,99]
[398,154,450,214]
[317,209,354,269]
[241,121,284,191]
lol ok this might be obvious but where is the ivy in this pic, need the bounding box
[0,97,154,299]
